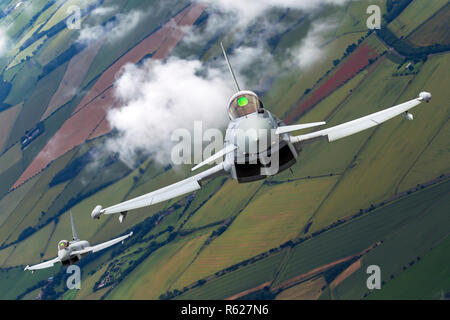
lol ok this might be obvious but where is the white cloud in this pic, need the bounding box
[78,10,143,44]
[91,5,118,17]
[106,58,234,166]
[181,0,356,76]
[203,0,353,24]
[0,28,10,57]
[290,19,338,69]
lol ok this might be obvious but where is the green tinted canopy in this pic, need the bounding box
[237,96,249,107]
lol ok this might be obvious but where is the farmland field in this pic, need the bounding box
[0,103,22,153]
[175,252,285,300]
[107,230,211,300]
[308,54,448,233]
[407,3,450,47]
[275,276,326,300]
[366,236,450,300]
[171,176,339,290]
[6,62,68,149]
[0,143,22,174]
[333,186,450,299]
[274,179,450,286]
[0,265,57,300]
[397,119,450,191]
[182,179,262,230]
[388,0,448,38]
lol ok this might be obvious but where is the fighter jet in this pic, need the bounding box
[91,42,432,223]
[24,212,132,272]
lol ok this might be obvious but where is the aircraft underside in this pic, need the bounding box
[61,255,80,267]
[233,140,299,183]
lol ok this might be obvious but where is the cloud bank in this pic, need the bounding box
[78,9,143,45]
[290,19,338,69]
[106,58,234,166]
[0,28,10,57]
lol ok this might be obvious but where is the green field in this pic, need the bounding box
[274,179,450,286]
[40,0,91,33]
[172,176,338,290]
[0,103,22,153]
[3,60,41,107]
[0,148,76,246]
[182,179,262,230]
[275,276,326,300]
[398,118,450,191]
[388,0,448,38]
[367,236,450,300]
[2,222,55,267]
[8,36,47,70]
[0,265,57,300]
[0,172,40,230]
[0,143,22,174]
[176,252,285,300]
[407,3,450,47]
[6,62,68,148]
[107,230,211,299]
[333,186,450,299]
[309,54,449,233]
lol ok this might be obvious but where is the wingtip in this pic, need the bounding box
[24,265,29,271]
[91,205,103,219]
[418,91,432,102]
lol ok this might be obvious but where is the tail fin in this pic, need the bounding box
[70,211,80,241]
[220,42,240,92]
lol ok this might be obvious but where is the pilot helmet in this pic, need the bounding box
[58,240,69,251]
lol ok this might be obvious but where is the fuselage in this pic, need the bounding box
[222,90,299,183]
[57,239,90,267]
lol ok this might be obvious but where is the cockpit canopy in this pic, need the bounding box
[58,240,69,251]
[228,91,263,119]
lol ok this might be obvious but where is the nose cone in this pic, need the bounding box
[58,249,70,262]
[233,116,273,154]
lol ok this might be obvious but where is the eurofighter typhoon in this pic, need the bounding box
[91,43,432,223]
[25,212,132,272]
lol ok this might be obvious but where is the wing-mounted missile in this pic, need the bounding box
[119,211,128,223]
[91,205,103,219]
[403,92,431,120]
[418,91,432,103]
[402,112,414,120]
[24,265,35,274]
